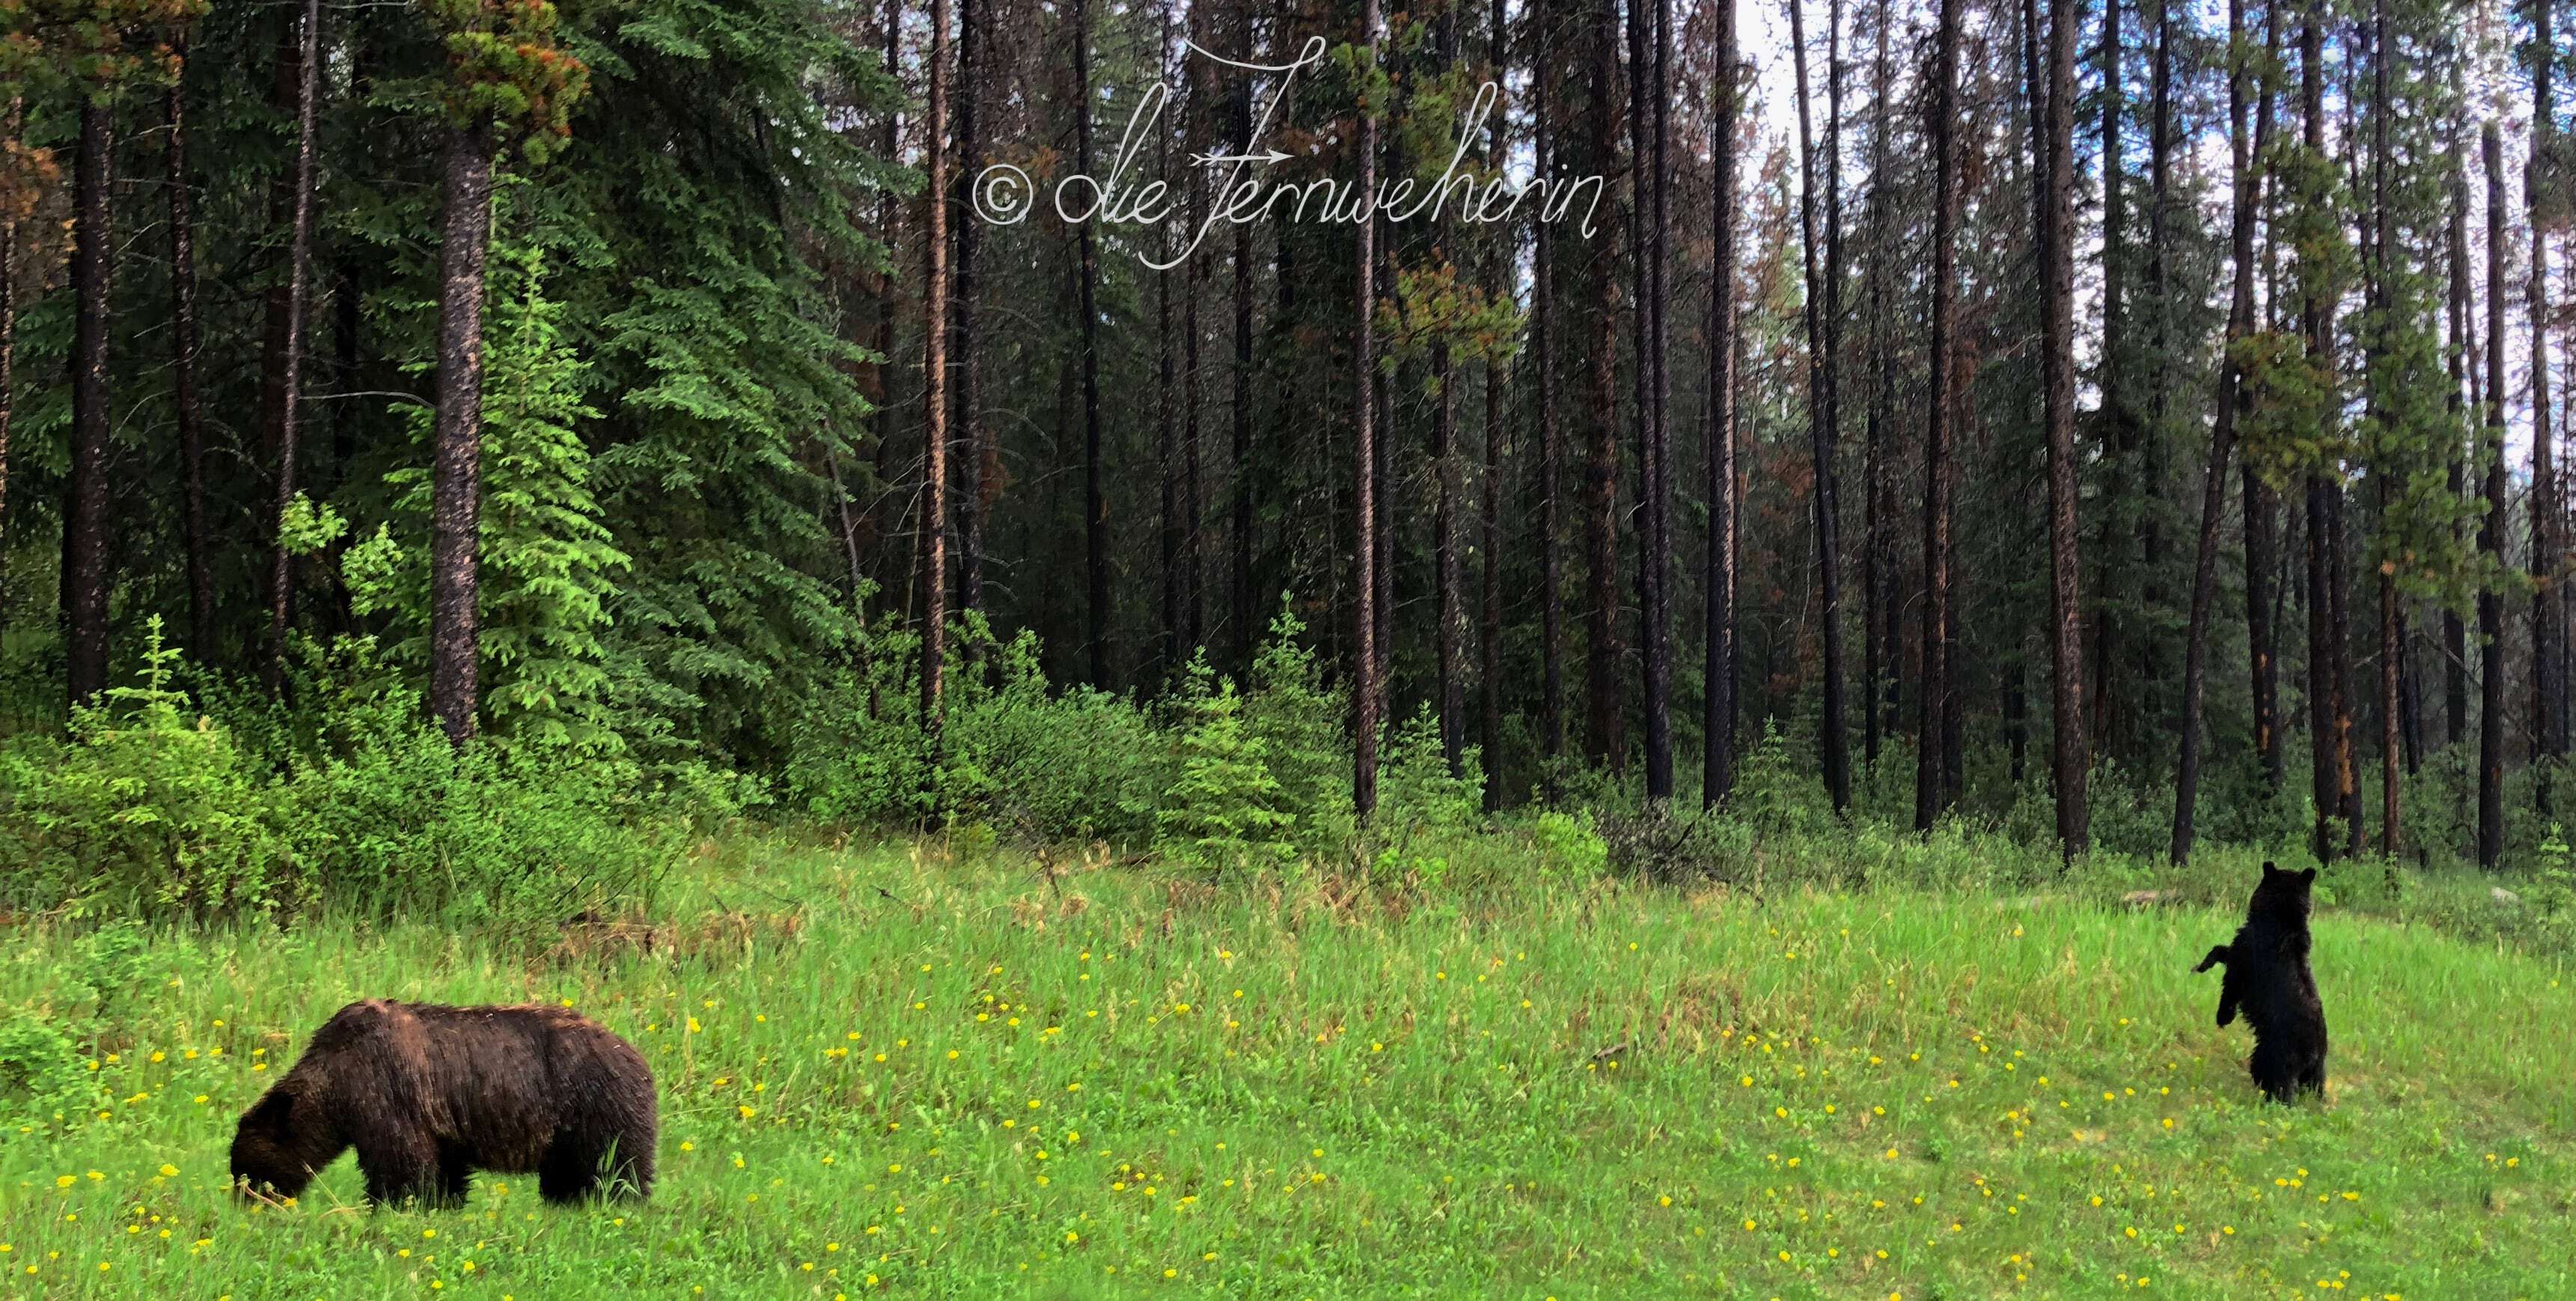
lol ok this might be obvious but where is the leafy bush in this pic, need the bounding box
[0,622,293,918]
[1158,657,1298,869]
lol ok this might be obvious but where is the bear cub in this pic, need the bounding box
[232,1000,656,1207]
[2193,862,2329,1103]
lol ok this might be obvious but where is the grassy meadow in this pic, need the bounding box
[1,835,2570,1300]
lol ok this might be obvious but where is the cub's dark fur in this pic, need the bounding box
[2193,862,2329,1103]
[231,1000,656,1207]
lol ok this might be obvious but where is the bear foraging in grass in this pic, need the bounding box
[231,1000,656,1207]
[2193,862,2329,1103]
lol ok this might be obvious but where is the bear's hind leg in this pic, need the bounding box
[537,1130,605,1204]
[431,1147,474,1210]
[2249,1037,2302,1105]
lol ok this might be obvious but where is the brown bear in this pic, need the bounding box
[231,999,656,1207]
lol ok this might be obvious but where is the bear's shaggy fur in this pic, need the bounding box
[2193,862,2329,1103]
[231,1000,656,1207]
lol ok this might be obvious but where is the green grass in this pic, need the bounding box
[2,835,2571,1300]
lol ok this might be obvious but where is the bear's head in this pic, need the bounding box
[230,1083,340,1201]
[2248,860,2317,924]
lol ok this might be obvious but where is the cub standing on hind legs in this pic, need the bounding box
[2194,862,2329,1103]
[231,1000,656,1207]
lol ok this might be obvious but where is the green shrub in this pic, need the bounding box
[0,621,294,918]
[1158,656,1297,869]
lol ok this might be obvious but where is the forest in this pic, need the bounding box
[0,0,2572,898]
[7,1,2576,1295]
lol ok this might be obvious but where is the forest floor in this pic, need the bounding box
[1,834,2571,1300]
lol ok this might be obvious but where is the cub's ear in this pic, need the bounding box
[2298,867,2318,884]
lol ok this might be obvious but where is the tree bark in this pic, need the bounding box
[2446,132,2472,749]
[2372,0,2399,855]
[2535,0,2566,802]
[266,0,323,694]
[1354,0,1384,820]
[1632,0,1674,801]
[1917,0,1961,832]
[1706,0,1739,806]
[165,64,213,656]
[2482,121,2507,869]
[1790,0,1853,814]
[430,121,495,745]
[922,0,953,719]
[1581,0,1624,770]
[1536,0,1566,796]
[64,100,113,708]
[2039,0,2089,856]
[1480,0,1508,806]
[953,0,983,620]
[1073,0,1105,686]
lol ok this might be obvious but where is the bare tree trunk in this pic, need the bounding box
[2535,0,2565,807]
[1156,0,1179,674]
[2373,0,2399,855]
[1633,0,1675,801]
[1916,0,1961,832]
[953,0,983,620]
[63,100,114,707]
[1353,0,1384,821]
[1536,0,1566,796]
[1434,0,1465,776]
[2040,0,2089,856]
[1861,0,1893,771]
[2447,132,2473,749]
[2176,0,2268,862]
[429,121,494,745]
[1075,0,1105,686]
[162,67,214,655]
[265,0,323,694]
[2244,0,2285,796]
[1480,0,1508,806]
[1232,75,1257,671]
[923,0,953,719]
[1789,0,1852,814]
[1706,0,1739,806]
[1581,0,1624,770]
[2482,121,2508,869]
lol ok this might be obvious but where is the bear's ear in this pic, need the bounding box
[2298,867,2317,885]
[2260,861,2280,877]
[241,1088,296,1136]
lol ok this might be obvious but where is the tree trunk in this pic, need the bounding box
[2372,0,2399,855]
[430,121,495,746]
[2039,0,2089,856]
[1074,0,1104,686]
[1706,0,1739,806]
[953,0,983,620]
[2536,0,2566,803]
[1480,0,1508,807]
[1790,0,1852,814]
[2482,121,2507,869]
[265,0,323,694]
[1157,1,1180,675]
[1536,1,1566,796]
[63,100,114,708]
[2298,2,2353,862]
[1635,0,1675,802]
[2176,0,2269,862]
[922,0,952,719]
[1353,0,1383,821]
[1435,0,1465,776]
[1581,0,1624,771]
[2446,137,2472,749]
[1861,1,1894,771]
[1233,74,1257,672]
[165,65,213,656]
[1917,0,1961,832]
